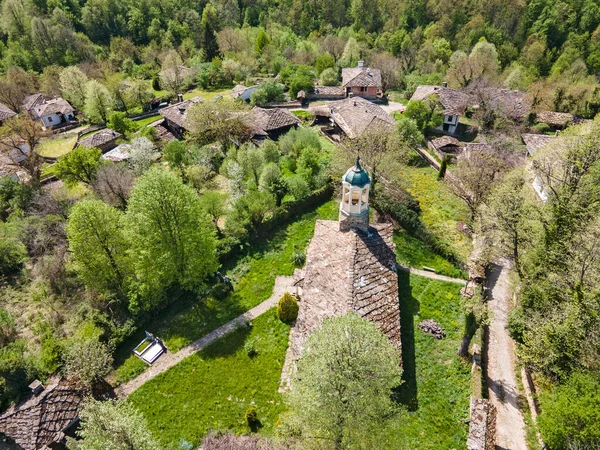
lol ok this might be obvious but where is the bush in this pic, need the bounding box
[277,292,299,323]
[533,122,551,133]
[0,222,27,276]
[245,406,259,428]
[244,338,259,358]
[291,251,306,267]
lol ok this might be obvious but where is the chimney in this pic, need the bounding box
[358,60,364,68]
[442,81,448,88]
[177,93,183,103]
[29,380,44,395]
[178,107,186,115]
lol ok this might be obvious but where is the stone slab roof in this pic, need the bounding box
[312,86,345,96]
[22,94,49,113]
[159,96,204,129]
[411,85,469,116]
[287,220,401,368]
[78,128,122,149]
[35,98,75,117]
[327,97,395,139]
[431,136,461,149]
[0,377,83,450]
[342,67,382,88]
[102,144,131,162]
[477,88,531,121]
[0,103,16,121]
[535,110,575,127]
[522,133,556,157]
[246,107,300,134]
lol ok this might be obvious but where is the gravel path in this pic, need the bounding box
[486,259,528,450]
[114,275,295,398]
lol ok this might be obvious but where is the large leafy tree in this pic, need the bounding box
[67,199,130,298]
[68,399,160,450]
[125,167,218,310]
[54,145,103,186]
[287,313,402,449]
[84,80,113,124]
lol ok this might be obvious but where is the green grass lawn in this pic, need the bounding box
[134,114,162,127]
[112,199,338,384]
[388,272,471,449]
[399,156,472,263]
[128,309,290,447]
[184,88,231,101]
[37,133,78,158]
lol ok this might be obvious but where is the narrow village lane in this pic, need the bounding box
[486,259,528,450]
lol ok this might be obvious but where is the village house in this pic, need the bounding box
[470,88,531,123]
[522,133,556,202]
[534,110,578,130]
[102,143,132,162]
[0,103,16,126]
[341,62,383,100]
[411,85,469,135]
[77,128,122,153]
[22,94,76,128]
[310,97,395,140]
[230,84,259,101]
[299,86,346,102]
[429,136,463,162]
[159,96,203,139]
[281,158,401,388]
[0,377,84,449]
[245,107,301,144]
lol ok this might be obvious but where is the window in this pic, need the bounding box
[360,86,367,92]
[48,116,52,123]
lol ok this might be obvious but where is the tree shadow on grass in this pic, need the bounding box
[394,269,420,411]
[201,322,253,359]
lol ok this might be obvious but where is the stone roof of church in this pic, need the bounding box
[287,221,401,367]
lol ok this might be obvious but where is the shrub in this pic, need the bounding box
[533,122,551,133]
[277,292,299,323]
[245,406,259,428]
[244,338,258,358]
[0,223,27,275]
[291,251,306,267]
[438,156,448,180]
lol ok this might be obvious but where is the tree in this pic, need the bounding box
[68,399,160,450]
[163,140,190,179]
[60,67,89,110]
[315,53,335,75]
[538,373,600,449]
[107,111,139,136]
[159,50,188,95]
[0,115,46,183]
[91,164,135,211]
[186,99,250,146]
[128,137,156,175]
[403,98,443,131]
[0,67,36,112]
[250,80,284,106]
[0,222,28,275]
[125,167,218,310]
[84,80,113,124]
[319,67,339,86]
[199,190,227,229]
[287,314,402,449]
[255,29,270,54]
[447,40,500,88]
[259,162,287,206]
[67,199,130,297]
[124,79,153,112]
[54,146,103,186]
[446,147,511,220]
[201,3,220,60]
[62,337,113,389]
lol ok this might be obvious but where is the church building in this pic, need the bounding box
[281,158,402,388]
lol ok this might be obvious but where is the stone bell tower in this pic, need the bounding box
[339,156,370,232]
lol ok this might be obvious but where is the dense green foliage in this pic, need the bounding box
[276,292,298,323]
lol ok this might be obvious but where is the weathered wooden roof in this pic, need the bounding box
[431,136,461,149]
[288,221,401,366]
[159,96,204,129]
[342,67,382,88]
[0,377,83,450]
[35,98,75,117]
[535,110,575,127]
[327,97,395,139]
[522,133,556,157]
[22,94,49,113]
[246,107,300,133]
[0,103,16,121]
[77,128,122,148]
[411,85,470,116]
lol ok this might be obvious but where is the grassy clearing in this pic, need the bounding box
[134,114,162,127]
[112,199,338,384]
[128,309,290,447]
[37,133,78,158]
[399,156,472,262]
[390,272,471,449]
[393,229,466,278]
[183,88,231,101]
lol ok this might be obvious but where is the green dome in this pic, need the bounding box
[343,157,370,188]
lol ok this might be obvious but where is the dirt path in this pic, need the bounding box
[397,265,467,284]
[486,259,528,450]
[114,275,295,398]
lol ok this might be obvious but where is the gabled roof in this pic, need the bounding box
[0,377,83,450]
[287,221,401,366]
[159,96,204,129]
[411,85,470,116]
[312,86,345,96]
[476,88,531,121]
[342,67,382,88]
[0,103,16,121]
[78,128,122,148]
[327,97,395,139]
[431,136,461,149]
[535,110,575,128]
[522,133,556,157]
[35,98,75,117]
[102,144,131,162]
[247,107,300,134]
[22,94,49,113]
